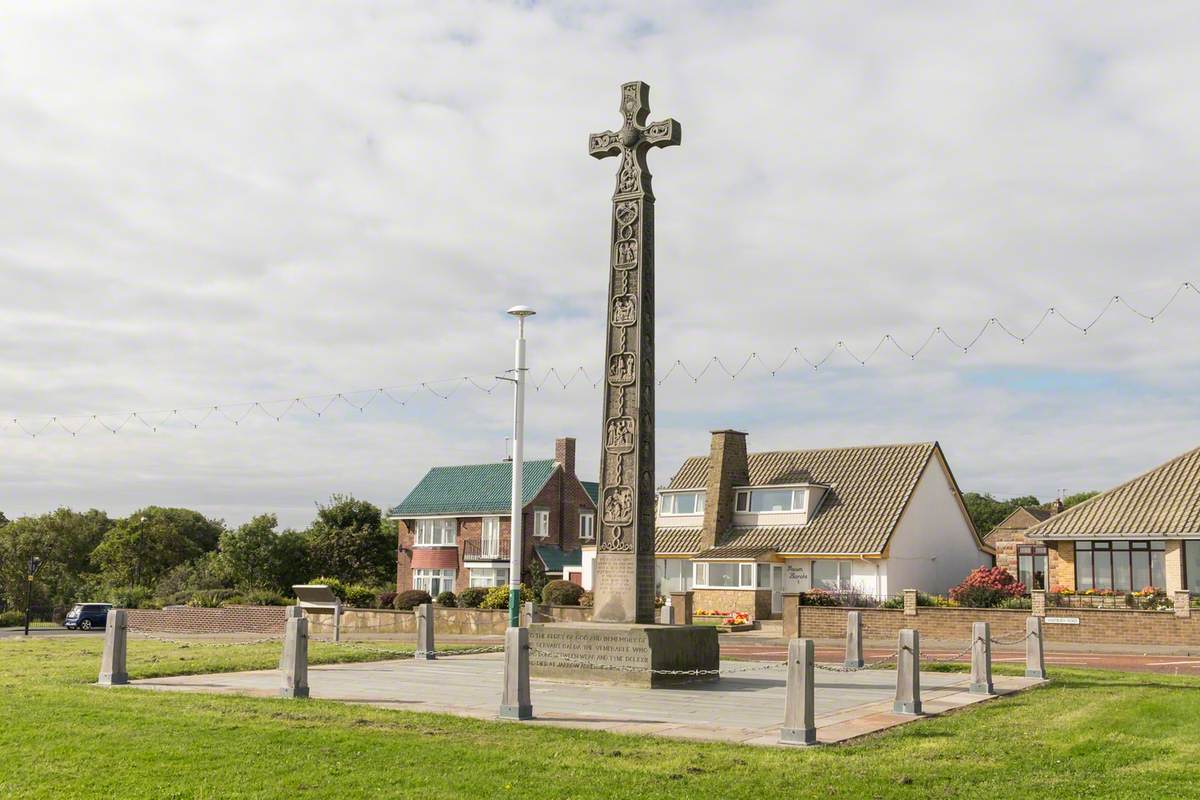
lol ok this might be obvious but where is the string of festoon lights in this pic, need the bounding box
[2,281,1197,439]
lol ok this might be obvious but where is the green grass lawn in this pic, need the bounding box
[1,637,1198,799]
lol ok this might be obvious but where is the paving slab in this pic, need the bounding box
[130,654,1045,747]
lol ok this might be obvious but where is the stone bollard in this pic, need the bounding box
[660,604,676,625]
[1025,616,1046,680]
[520,601,535,627]
[280,613,309,698]
[893,629,922,714]
[844,611,864,669]
[969,621,994,695]
[1031,589,1046,618]
[280,606,304,670]
[903,589,918,616]
[98,609,129,686]
[669,591,694,625]
[415,603,436,660]
[499,626,532,720]
[780,638,818,746]
[1174,591,1191,619]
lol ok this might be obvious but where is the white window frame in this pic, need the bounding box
[734,487,807,514]
[660,491,706,516]
[468,567,509,588]
[413,568,455,595]
[533,509,550,538]
[811,559,852,591]
[579,510,595,541]
[413,518,457,546]
[481,516,501,557]
[692,561,760,589]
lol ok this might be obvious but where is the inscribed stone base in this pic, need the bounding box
[528,622,719,688]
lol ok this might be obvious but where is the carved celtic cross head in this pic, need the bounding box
[588,81,681,199]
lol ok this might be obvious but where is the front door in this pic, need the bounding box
[771,565,784,614]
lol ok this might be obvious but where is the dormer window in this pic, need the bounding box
[735,488,806,513]
[660,490,705,515]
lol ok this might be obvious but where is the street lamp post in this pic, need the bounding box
[24,556,43,637]
[505,305,535,628]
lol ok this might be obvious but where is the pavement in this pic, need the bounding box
[128,653,1044,747]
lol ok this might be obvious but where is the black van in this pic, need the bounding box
[63,603,113,631]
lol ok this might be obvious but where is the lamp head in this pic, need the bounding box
[507,305,536,318]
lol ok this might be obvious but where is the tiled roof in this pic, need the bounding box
[656,527,702,554]
[580,481,599,505]
[983,506,1053,545]
[693,544,776,560]
[535,546,582,573]
[1027,446,1200,538]
[663,442,942,555]
[389,459,557,517]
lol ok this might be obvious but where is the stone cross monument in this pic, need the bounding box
[588,81,680,624]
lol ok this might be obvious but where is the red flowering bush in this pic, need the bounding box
[949,566,1026,608]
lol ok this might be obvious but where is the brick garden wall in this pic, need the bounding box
[784,601,1200,647]
[125,605,288,634]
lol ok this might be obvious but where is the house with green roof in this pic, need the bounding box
[648,430,989,619]
[389,437,596,595]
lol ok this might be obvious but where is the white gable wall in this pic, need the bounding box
[883,456,989,596]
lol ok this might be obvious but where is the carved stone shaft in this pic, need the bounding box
[589,81,680,625]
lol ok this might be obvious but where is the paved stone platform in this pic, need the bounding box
[130,654,1044,746]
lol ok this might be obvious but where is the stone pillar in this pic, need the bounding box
[969,621,994,695]
[781,593,801,638]
[1174,591,1191,619]
[660,604,675,625]
[415,603,435,660]
[902,589,918,616]
[843,611,864,669]
[669,591,694,625]
[279,606,303,670]
[1165,540,1184,593]
[893,629,921,714]
[780,638,818,746]
[98,609,128,686]
[1031,589,1046,618]
[280,614,309,698]
[1025,616,1046,680]
[499,626,532,720]
[520,601,535,627]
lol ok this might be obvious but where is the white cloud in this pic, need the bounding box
[2,1,1199,526]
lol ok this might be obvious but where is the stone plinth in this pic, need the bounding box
[528,622,718,688]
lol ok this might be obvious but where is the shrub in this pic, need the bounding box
[109,586,158,609]
[578,590,593,608]
[798,590,840,607]
[393,589,432,611]
[308,576,347,602]
[435,591,457,607]
[542,580,584,606]
[949,567,1025,608]
[343,584,377,608]
[457,587,487,608]
[0,610,26,627]
[998,596,1032,610]
[376,591,399,609]
[481,584,534,610]
[186,589,240,608]
[880,595,903,609]
[241,589,288,607]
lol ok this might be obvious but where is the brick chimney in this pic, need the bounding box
[700,430,749,550]
[1049,497,1064,515]
[555,436,576,477]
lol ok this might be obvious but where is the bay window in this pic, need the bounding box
[468,567,509,588]
[1017,545,1047,591]
[693,561,757,588]
[413,568,455,595]
[655,558,693,594]
[414,518,456,546]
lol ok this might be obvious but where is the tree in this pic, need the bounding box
[0,510,8,527]
[303,495,392,585]
[218,514,311,593]
[1062,491,1099,509]
[92,507,224,590]
[961,492,1041,537]
[0,508,113,611]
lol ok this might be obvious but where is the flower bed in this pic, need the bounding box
[1049,586,1175,611]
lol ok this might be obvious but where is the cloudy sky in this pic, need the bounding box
[3,2,1199,529]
